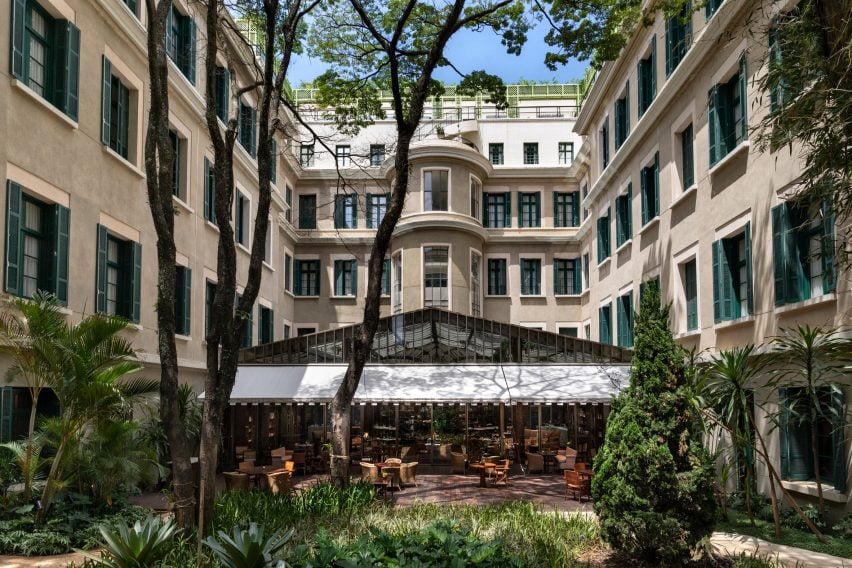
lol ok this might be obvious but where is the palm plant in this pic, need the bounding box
[78,515,177,568]
[770,325,851,519]
[204,523,293,568]
[0,430,49,501]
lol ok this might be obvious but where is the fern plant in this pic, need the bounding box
[204,523,293,568]
[77,515,177,568]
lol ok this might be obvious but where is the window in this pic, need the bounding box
[166,6,196,82]
[214,66,229,123]
[487,258,507,296]
[423,246,449,307]
[614,85,629,150]
[300,143,314,167]
[235,192,249,246]
[203,158,216,225]
[470,177,482,221]
[558,142,574,165]
[684,259,698,331]
[554,192,579,228]
[615,185,633,247]
[4,182,69,303]
[680,124,695,190]
[294,259,320,296]
[489,143,504,165]
[381,258,391,297]
[284,253,292,292]
[470,252,482,317]
[169,130,184,199]
[554,258,581,295]
[706,0,724,18]
[599,304,613,345]
[780,386,846,491]
[584,323,591,340]
[600,117,610,170]
[641,152,660,224]
[616,292,634,348]
[101,57,131,159]
[121,0,138,15]
[95,226,141,322]
[333,259,357,296]
[558,327,579,337]
[772,201,835,305]
[367,194,388,229]
[582,253,590,291]
[582,184,589,221]
[10,0,80,119]
[238,99,257,157]
[175,265,192,335]
[665,2,692,76]
[709,55,748,167]
[285,186,292,224]
[370,145,385,166]
[483,193,511,228]
[712,224,753,322]
[519,193,541,228]
[423,170,448,211]
[283,324,290,340]
[335,145,351,167]
[392,253,403,313]
[523,143,539,165]
[597,208,611,262]
[259,306,274,344]
[298,195,316,229]
[520,258,541,295]
[297,327,315,337]
[205,280,216,334]
[637,37,656,116]
[334,194,357,229]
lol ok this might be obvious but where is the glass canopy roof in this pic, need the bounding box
[240,308,632,365]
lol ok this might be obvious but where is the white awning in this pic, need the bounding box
[206,364,630,404]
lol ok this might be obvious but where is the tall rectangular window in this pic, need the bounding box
[483,193,511,228]
[335,145,351,167]
[520,258,541,295]
[708,55,748,167]
[214,66,229,123]
[600,117,610,169]
[95,226,141,322]
[523,143,539,165]
[259,306,274,344]
[203,159,216,225]
[300,143,315,167]
[166,5,196,83]
[614,85,630,150]
[333,259,357,296]
[101,57,131,159]
[617,292,634,348]
[616,185,633,247]
[582,253,590,290]
[554,192,579,228]
[381,258,391,296]
[558,142,574,165]
[489,143,504,165]
[284,253,292,292]
[169,130,184,199]
[175,265,191,336]
[470,178,481,221]
[423,170,449,211]
[423,246,449,307]
[370,145,385,166]
[519,193,541,228]
[10,0,80,120]
[367,193,388,229]
[294,259,320,296]
[599,304,613,345]
[554,258,580,295]
[597,209,611,262]
[712,224,753,322]
[334,194,357,229]
[238,99,257,157]
[641,152,660,224]
[298,195,316,230]
[235,192,249,246]
[680,123,695,190]
[772,201,835,306]
[470,252,482,317]
[487,258,507,296]
[392,253,403,313]
[665,2,692,76]
[684,259,698,331]
[637,37,656,116]
[284,185,292,224]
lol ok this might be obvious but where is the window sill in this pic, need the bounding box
[580,289,590,298]
[294,295,320,299]
[236,243,251,255]
[331,295,357,300]
[11,79,78,129]
[615,239,632,254]
[554,294,582,298]
[674,329,701,340]
[262,261,274,272]
[781,481,847,503]
[205,221,220,233]
[714,315,755,330]
[175,334,191,342]
[671,184,697,208]
[639,216,660,236]
[103,146,145,178]
[708,141,750,177]
[173,196,194,215]
[597,257,611,269]
[776,292,836,315]
[520,294,545,299]
[284,290,294,298]
[484,294,510,299]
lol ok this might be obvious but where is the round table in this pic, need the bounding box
[469,462,497,488]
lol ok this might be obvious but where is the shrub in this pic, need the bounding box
[0,529,71,556]
[592,284,717,565]
[205,523,293,568]
[78,515,177,568]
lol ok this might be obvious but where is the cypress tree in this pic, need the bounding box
[592,283,717,565]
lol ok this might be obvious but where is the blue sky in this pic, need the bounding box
[287,21,589,86]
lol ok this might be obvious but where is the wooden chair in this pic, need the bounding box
[224,472,250,492]
[266,471,293,495]
[555,448,578,471]
[292,450,307,475]
[360,462,379,483]
[526,452,544,474]
[564,470,590,502]
[400,462,418,487]
[450,452,467,474]
[492,459,510,486]
[575,462,587,473]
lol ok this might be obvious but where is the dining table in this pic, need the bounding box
[469,462,497,488]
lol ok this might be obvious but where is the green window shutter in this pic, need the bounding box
[4,181,23,295]
[744,222,753,314]
[10,0,26,80]
[572,258,581,294]
[535,194,541,227]
[665,19,673,76]
[780,390,812,481]
[821,201,836,293]
[334,261,342,296]
[831,388,847,492]
[313,260,321,296]
[270,139,277,184]
[616,298,625,347]
[95,225,108,313]
[186,18,196,84]
[712,239,725,322]
[294,261,302,295]
[571,192,579,226]
[597,218,604,260]
[626,183,633,236]
[481,196,489,228]
[181,267,192,335]
[130,241,142,323]
[382,258,390,294]
[637,61,644,116]
[250,107,257,157]
[53,204,70,305]
[771,204,788,306]
[650,34,657,97]
[738,54,747,143]
[203,158,213,223]
[779,387,790,479]
[640,166,648,225]
[503,193,511,227]
[625,80,630,136]
[101,56,112,145]
[366,195,373,228]
[334,197,343,229]
[352,260,358,295]
[552,192,558,227]
[58,22,81,121]
[708,86,718,166]
[653,152,660,217]
[351,196,357,228]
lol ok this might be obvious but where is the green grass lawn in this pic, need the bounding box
[717,510,852,559]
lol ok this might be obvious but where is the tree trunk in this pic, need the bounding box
[36,433,69,524]
[810,418,826,519]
